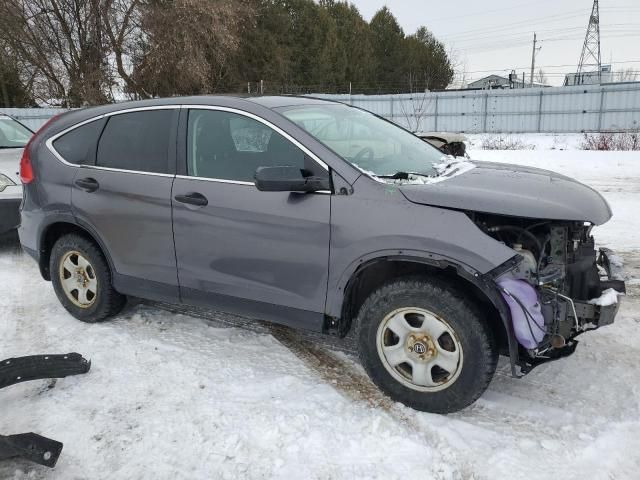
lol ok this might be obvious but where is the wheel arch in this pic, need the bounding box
[328,254,518,370]
[38,218,115,281]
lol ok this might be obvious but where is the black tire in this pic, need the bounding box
[50,233,126,322]
[357,276,498,414]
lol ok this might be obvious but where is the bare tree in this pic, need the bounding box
[535,69,548,85]
[102,0,146,99]
[397,92,433,132]
[0,0,114,106]
[128,0,253,97]
[0,0,250,105]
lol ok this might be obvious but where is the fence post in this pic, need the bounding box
[598,87,606,131]
[537,90,544,133]
[482,92,489,133]
[390,96,394,123]
[434,95,439,132]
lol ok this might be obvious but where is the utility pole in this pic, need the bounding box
[530,33,537,87]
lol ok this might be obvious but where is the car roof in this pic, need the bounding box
[246,96,339,108]
[45,95,343,137]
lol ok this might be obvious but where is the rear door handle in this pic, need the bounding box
[75,177,99,193]
[174,192,208,207]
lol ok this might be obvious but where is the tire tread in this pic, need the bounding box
[356,275,498,413]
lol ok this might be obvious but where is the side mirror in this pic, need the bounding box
[254,166,330,192]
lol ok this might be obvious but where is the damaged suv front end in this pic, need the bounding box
[476,215,625,373]
[395,159,626,375]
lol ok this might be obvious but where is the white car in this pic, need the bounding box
[0,114,33,234]
[414,131,468,158]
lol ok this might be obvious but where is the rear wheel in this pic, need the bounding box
[50,234,125,322]
[357,277,498,413]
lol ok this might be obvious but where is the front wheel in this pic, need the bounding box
[357,277,498,413]
[50,233,126,322]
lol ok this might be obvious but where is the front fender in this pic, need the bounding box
[325,249,480,319]
[325,251,521,377]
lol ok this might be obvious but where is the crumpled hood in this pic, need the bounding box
[399,160,612,225]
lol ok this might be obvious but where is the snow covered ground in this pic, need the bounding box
[1,136,640,479]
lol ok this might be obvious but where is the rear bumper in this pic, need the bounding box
[0,197,21,234]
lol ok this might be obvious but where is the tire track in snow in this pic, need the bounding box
[151,302,478,479]
[264,325,479,480]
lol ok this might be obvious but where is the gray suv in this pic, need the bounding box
[18,96,624,413]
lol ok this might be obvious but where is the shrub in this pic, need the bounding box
[580,131,640,151]
[480,135,535,150]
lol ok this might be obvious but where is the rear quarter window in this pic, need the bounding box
[52,119,106,165]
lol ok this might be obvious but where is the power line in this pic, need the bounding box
[437,10,591,40]
[435,6,639,41]
[447,24,638,46]
[454,32,640,54]
[450,59,640,77]
[427,0,560,22]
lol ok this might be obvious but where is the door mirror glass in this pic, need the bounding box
[254,166,330,192]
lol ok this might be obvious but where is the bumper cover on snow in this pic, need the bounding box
[0,353,91,468]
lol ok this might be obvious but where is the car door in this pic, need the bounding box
[70,107,180,301]
[172,107,331,330]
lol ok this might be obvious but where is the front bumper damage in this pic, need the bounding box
[497,248,626,375]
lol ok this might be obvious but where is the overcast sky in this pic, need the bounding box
[347,0,640,86]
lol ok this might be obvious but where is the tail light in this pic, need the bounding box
[20,114,61,184]
[19,146,34,184]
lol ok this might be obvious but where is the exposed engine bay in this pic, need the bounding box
[470,213,626,371]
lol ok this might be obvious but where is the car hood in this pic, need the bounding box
[398,160,612,225]
[0,148,22,183]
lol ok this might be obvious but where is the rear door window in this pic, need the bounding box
[96,110,174,174]
[52,119,106,165]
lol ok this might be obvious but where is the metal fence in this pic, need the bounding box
[4,81,640,133]
[0,107,67,131]
[311,82,640,133]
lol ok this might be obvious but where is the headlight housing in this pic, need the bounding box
[0,173,17,192]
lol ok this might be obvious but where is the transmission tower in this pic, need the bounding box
[576,0,602,85]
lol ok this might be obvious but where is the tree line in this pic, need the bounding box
[0,0,454,107]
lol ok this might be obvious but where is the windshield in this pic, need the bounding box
[0,116,33,148]
[277,104,445,177]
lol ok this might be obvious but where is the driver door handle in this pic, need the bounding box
[174,192,208,207]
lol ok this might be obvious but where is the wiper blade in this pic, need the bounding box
[0,146,24,149]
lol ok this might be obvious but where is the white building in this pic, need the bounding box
[564,65,613,86]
